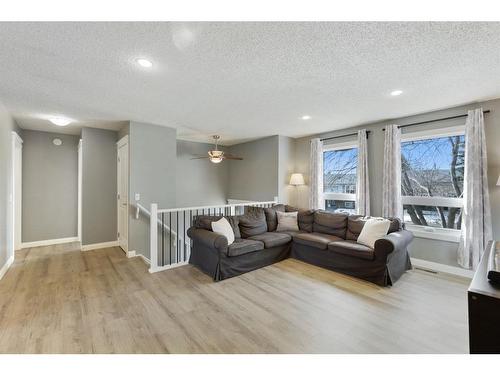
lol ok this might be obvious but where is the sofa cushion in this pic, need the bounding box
[278,230,307,237]
[328,240,375,260]
[346,215,366,241]
[312,210,348,238]
[293,232,343,250]
[264,204,286,231]
[285,205,315,232]
[346,215,403,240]
[195,215,241,238]
[239,207,268,238]
[227,239,264,257]
[248,232,292,248]
[387,217,404,233]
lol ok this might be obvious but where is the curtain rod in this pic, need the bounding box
[382,110,491,131]
[320,130,370,142]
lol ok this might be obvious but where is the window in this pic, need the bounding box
[323,141,358,214]
[401,126,465,233]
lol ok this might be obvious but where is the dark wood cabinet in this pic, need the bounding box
[468,241,500,354]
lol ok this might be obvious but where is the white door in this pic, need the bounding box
[12,132,23,252]
[117,136,129,253]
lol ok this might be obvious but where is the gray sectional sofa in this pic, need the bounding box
[186,204,413,286]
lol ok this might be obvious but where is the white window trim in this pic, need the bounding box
[324,192,356,201]
[401,125,465,142]
[323,139,358,152]
[402,195,463,208]
[401,125,465,241]
[405,224,461,243]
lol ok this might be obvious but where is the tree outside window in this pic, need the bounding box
[401,134,464,229]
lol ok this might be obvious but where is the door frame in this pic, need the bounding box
[116,135,129,253]
[11,131,23,253]
[77,139,82,242]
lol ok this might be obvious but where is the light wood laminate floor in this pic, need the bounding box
[0,243,469,353]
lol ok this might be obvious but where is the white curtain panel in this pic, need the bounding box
[382,124,402,219]
[356,129,370,216]
[458,108,492,270]
[309,138,325,210]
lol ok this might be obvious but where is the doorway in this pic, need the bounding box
[117,136,129,253]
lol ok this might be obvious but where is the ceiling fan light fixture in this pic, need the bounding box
[209,156,223,164]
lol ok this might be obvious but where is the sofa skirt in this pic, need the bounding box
[290,242,411,286]
[189,243,291,281]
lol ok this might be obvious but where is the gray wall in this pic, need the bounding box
[227,136,280,202]
[81,127,118,245]
[129,121,177,257]
[294,98,500,267]
[278,135,295,205]
[0,102,20,271]
[22,130,79,242]
[176,140,228,207]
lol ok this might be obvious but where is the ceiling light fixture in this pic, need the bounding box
[50,117,71,126]
[301,115,311,120]
[136,58,153,68]
[390,90,403,96]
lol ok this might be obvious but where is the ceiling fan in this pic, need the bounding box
[191,135,243,164]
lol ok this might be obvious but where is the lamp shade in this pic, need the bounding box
[289,173,305,186]
[497,175,500,186]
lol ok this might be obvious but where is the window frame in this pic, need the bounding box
[322,139,358,207]
[400,125,465,240]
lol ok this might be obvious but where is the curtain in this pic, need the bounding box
[458,108,492,270]
[356,129,370,216]
[309,138,324,210]
[382,124,402,219]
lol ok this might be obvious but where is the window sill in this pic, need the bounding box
[406,225,461,243]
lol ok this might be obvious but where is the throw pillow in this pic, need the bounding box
[357,217,391,249]
[276,211,299,232]
[211,217,235,245]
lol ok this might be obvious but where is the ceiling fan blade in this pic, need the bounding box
[223,156,243,160]
[190,156,210,160]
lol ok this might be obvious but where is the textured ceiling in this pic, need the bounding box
[1,22,500,144]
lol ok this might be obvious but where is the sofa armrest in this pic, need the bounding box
[187,227,228,254]
[374,230,414,259]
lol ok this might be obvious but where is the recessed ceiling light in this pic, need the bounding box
[50,117,71,126]
[136,58,153,68]
[390,90,403,96]
[301,115,312,120]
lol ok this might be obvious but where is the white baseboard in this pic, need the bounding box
[149,261,188,273]
[137,254,150,265]
[0,255,15,281]
[81,240,119,251]
[126,250,136,258]
[411,257,474,279]
[21,237,79,249]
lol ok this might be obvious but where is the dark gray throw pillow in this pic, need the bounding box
[239,206,268,238]
[285,205,314,232]
[264,204,285,232]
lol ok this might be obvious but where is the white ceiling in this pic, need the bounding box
[1,22,500,144]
